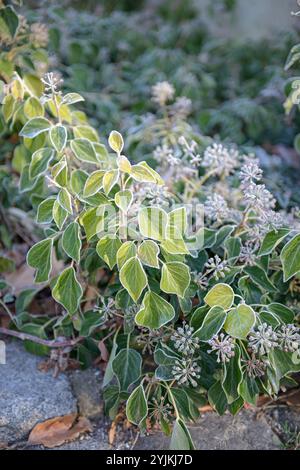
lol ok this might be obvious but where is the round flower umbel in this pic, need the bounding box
[172,358,201,387]
[241,354,267,378]
[149,397,173,422]
[248,323,278,356]
[171,322,199,356]
[207,333,235,363]
[151,81,175,107]
[276,324,300,353]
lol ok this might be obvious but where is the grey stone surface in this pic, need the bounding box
[68,368,103,419]
[0,341,77,443]
[135,410,282,450]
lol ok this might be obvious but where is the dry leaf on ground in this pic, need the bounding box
[28,413,92,448]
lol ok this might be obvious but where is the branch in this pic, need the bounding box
[0,327,84,349]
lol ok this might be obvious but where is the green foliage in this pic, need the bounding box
[1,1,300,452]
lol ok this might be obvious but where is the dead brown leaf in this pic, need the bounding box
[199,405,213,413]
[108,421,117,446]
[98,340,109,362]
[28,413,92,448]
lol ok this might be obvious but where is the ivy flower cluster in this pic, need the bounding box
[171,322,200,356]
[202,143,239,176]
[172,358,201,387]
[207,333,235,363]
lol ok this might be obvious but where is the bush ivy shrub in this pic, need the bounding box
[1,2,300,450]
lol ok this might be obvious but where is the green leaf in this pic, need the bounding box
[29,147,54,179]
[168,207,187,236]
[50,125,67,152]
[70,138,98,163]
[27,238,53,283]
[52,199,68,229]
[160,261,190,298]
[258,229,290,256]
[222,345,242,404]
[96,235,122,270]
[208,381,227,415]
[2,94,15,121]
[103,330,119,388]
[224,304,256,339]
[161,232,189,255]
[103,169,119,195]
[204,283,234,309]
[71,169,88,195]
[52,267,82,314]
[24,96,44,119]
[238,376,259,406]
[79,310,106,337]
[267,303,294,324]
[126,385,148,426]
[0,5,19,38]
[62,221,81,263]
[194,306,226,341]
[58,188,73,214]
[36,197,55,224]
[138,207,168,241]
[138,240,160,268]
[115,190,133,212]
[112,348,142,391]
[130,162,164,185]
[135,291,175,329]
[120,257,147,302]
[80,206,106,240]
[170,419,194,451]
[62,92,84,105]
[224,236,241,259]
[117,241,137,269]
[52,159,68,187]
[244,265,277,292]
[280,233,300,281]
[20,117,51,138]
[108,130,124,154]
[285,43,300,70]
[83,170,105,197]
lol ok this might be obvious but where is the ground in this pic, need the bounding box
[0,340,299,450]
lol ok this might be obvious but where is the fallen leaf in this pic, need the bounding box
[28,413,92,448]
[108,421,117,446]
[199,405,213,413]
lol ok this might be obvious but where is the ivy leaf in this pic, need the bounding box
[83,170,105,197]
[224,304,256,339]
[208,381,227,415]
[29,147,54,179]
[138,207,168,241]
[24,96,44,119]
[138,240,160,268]
[62,92,84,105]
[267,303,294,324]
[36,197,55,224]
[161,235,189,255]
[115,190,133,212]
[160,261,190,298]
[52,199,68,229]
[168,207,187,236]
[80,207,105,240]
[96,235,122,270]
[170,419,194,451]
[52,267,82,314]
[19,117,51,138]
[27,238,53,283]
[130,162,164,185]
[204,283,234,309]
[70,138,98,163]
[126,384,148,426]
[103,330,119,388]
[258,228,290,256]
[108,130,124,154]
[103,169,119,195]
[50,125,67,153]
[194,306,226,341]
[244,265,277,292]
[79,310,106,337]
[117,241,137,269]
[119,257,147,302]
[222,345,242,404]
[280,233,300,281]
[62,221,81,263]
[135,291,175,329]
[58,188,73,214]
[112,348,142,391]
[238,376,259,406]
[0,5,19,38]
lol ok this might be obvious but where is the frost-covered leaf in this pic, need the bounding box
[96,235,122,270]
[27,238,53,283]
[70,138,98,163]
[204,283,234,309]
[62,222,81,263]
[138,240,160,268]
[114,190,133,212]
[20,117,51,138]
[112,348,142,391]
[52,267,82,314]
[224,304,256,339]
[138,207,167,241]
[117,241,136,269]
[194,306,226,341]
[135,291,175,329]
[83,170,105,197]
[280,233,300,281]
[119,257,147,302]
[126,385,148,426]
[108,130,124,154]
[29,147,54,179]
[160,261,190,298]
[50,125,67,153]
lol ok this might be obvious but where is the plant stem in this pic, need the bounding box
[0,327,84,349]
